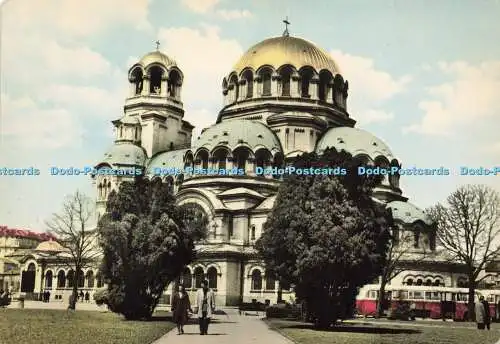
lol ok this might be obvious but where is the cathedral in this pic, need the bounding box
[9,30,476,306]
[92,30,467,306]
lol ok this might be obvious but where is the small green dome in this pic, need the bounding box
[193,120,282,153]
[387,201,434,226]
[102,143,146,166]
[146,149,189,174]
[316,127,394,161]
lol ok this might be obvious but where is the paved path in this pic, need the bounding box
[152,310,293,344]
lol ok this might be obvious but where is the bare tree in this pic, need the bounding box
[376,229,430,317]
[46,191,99,310]
[429,184,500,321]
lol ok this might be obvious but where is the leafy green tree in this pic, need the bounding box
[256,148,392,328]
[97,177,207,320]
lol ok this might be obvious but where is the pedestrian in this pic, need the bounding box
[482,297,491,330]
[79,290,84,302]
[172,284,192,335]
[476,296,487,329]
[195,279,216,335]
[85,291,90,302]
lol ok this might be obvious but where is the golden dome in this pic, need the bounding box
[139,51,177,68]
[232,36,340,75]
[35,240,67,252]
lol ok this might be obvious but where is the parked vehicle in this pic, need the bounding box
[356,284,498,321]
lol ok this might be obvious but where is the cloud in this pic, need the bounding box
[2,0,152,37]
[404,60,500,136]
[181,0,220,13]
[330,50,411,125]
[1,94,85,149]
[216,9,252,20]
[157,24,243,124]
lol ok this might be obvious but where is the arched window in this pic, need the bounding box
[168,70,181,98]
[135,127,138,140]
[86,270,94,288]
[234,147,250,171]
[433,279,441,286]
[251,225,256,240]
[251,270,262,290]
[131,68,143,95]
[197,150,209,170]
[45,271,53,289]
[207,267,217,289]
[416,279,423,286]
[300,68,314,98]
[318,70,333,101]
[425,279,432,286]
[57,271,66,288]
[165,176,174,194]
[265,274,275,290]
[67,270,74,288]
[149,66,163,94]
[229,75,239,102]
[254,149,270,171]
[78,269,84,288]
[182,268,192,289]
[279,66,293,97]
[261,70,272,96]
[119,127,123,138]
[243,70,253,98]
[98,183,103,198]
[213,148,228,170]
[406,278,413,286]
[107,182,111,196]
[194,267,204,289]
[96,273,103,288]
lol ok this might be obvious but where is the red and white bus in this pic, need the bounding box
[356,284,499,321]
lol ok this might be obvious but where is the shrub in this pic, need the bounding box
[93,288,108,306]
[266,303,302,319]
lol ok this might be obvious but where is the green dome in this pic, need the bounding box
[146,149,189,174]
[316,127,394,161]
[193,120,282,154]
[387,201,434,226]
[102,143,147,166]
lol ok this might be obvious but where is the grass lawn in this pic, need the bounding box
[265,318,500,344]
[0,308,175,344]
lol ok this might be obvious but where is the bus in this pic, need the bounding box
[356,284,499,321]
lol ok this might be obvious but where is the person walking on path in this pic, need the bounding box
[476,296,487,329]
[171,284,192,335]
[481,297,491,330]
[194,279,215,335]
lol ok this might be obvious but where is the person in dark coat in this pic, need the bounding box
[171,284,192,335]
[482,297,491,330]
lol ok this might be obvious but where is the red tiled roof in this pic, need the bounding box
[0,226,57,241]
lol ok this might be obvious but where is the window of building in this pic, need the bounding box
[182,268,192,289]
[251,225,256,240]
[262,72,271,96]
[207,267,217,290]
[251,270,262,291]
[194,267,204,289]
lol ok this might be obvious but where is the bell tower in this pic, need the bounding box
[124,42,194,157]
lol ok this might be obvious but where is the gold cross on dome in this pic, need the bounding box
[283,16,290,37]
[155,40,160,50]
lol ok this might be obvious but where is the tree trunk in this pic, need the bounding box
[69,271,78,310]
[376,278,387,318]
[467,285,476,322]
[277,284,283,303]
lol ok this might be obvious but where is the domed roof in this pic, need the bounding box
[35,240,66,252]
[387,201,434,226]
[147,149,189,174]
[231,36,340,75]
[193,120,282,153]
[139,51,176,68]
[102,143,147,166]
[315,127,394,161]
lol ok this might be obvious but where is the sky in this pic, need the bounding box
[0,0,499,231]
